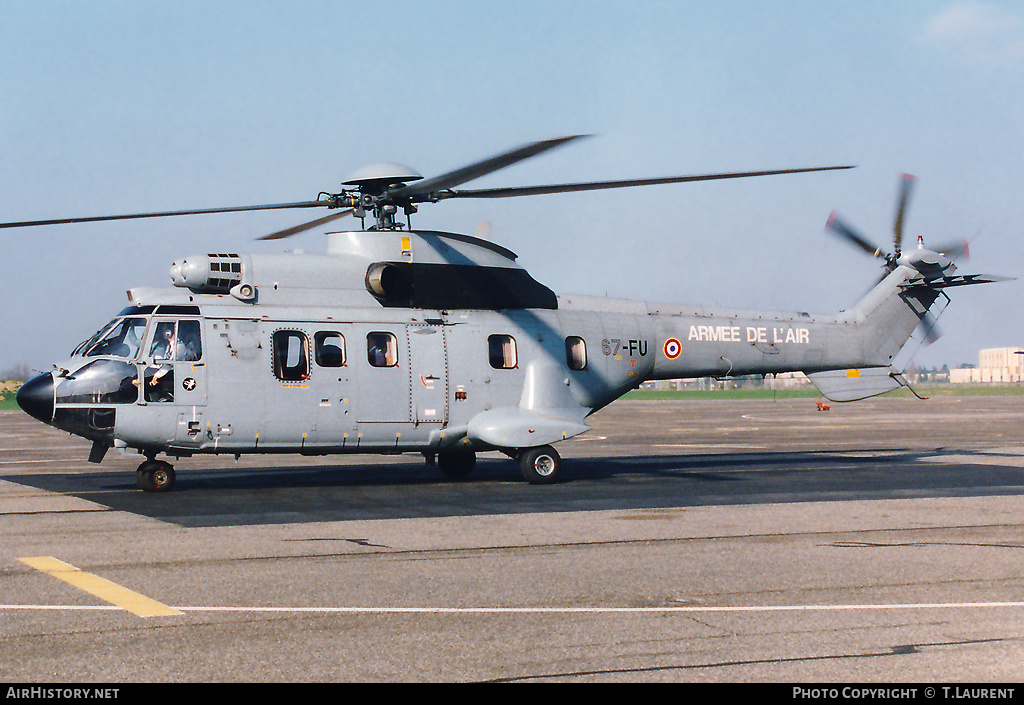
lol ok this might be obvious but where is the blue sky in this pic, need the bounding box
[1,1,1021,373]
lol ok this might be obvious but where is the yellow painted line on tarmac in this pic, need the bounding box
[18,556,182,618]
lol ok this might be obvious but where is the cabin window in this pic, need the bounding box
[565,336,587,371]
[273,330,310,381]
[315,331,346,367]
[488,334,518,369]
[367,332,398,368]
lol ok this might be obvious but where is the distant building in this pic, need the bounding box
[641,372,811,391]
[950,347,1024,384]
[770,371,811,388]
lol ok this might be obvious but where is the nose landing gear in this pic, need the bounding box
[136,459,176,492]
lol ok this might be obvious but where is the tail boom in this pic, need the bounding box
[642,264,1006,398]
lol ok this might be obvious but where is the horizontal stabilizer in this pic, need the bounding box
[805,367,904,402]
[901,273,1013,290]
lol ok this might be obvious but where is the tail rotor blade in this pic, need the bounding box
[826,211,888,260]
[893,173,916,254]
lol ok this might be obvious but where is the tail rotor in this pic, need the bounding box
[825,173,964,345]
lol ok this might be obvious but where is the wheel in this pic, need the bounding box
[136,460,176,492]
[437,450,476,479]
[520,445,561,485]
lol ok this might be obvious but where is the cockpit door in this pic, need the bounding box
[143,318,207,406]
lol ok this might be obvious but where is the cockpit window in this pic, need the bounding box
[178,320,203,360]
[83,317,148,359]
[149,320,203,361]
[73,321,115,357]
[150,322,175,359]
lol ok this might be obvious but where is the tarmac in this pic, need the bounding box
[2,395,1024,683]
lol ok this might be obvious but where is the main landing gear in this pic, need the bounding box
[436,450,477,479]
[431,445,563,484]
[136,458,176,492]
[519,445,561,485]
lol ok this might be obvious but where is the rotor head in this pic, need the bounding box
[342,163,423,192]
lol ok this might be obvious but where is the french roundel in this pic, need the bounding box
[663,338,682,359]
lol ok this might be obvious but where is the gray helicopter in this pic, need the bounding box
[4,136,1007,491]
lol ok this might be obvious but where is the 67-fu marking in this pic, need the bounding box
[602,339,648,356]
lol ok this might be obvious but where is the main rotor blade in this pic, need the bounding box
[434,165,854,199]
[388,135,591,200]
[893,173,915,254]
[257,208,356,241]
[0,201,330,230]
[826,211,888,259]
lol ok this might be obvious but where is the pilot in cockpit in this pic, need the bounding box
[150,323,180,361]
[147,323,178,400]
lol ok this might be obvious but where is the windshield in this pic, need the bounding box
[74,317,149,360]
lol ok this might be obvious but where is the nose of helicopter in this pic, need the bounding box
[16,373,55,424]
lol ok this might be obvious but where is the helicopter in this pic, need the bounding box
[4,135,1008,492]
